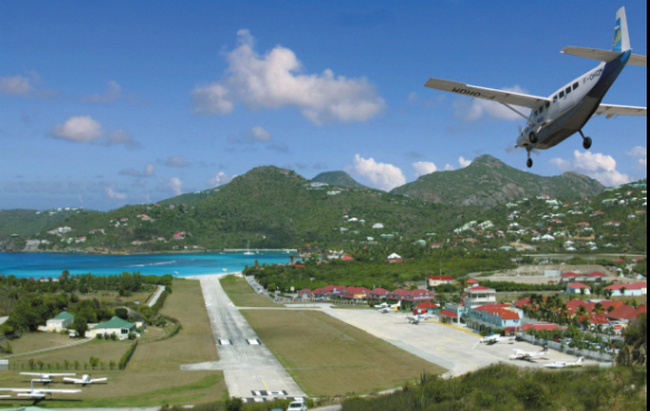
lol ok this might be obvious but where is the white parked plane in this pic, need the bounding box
[480,334,516,345]
[0,380,81,400]
[425,7,646,168]
[63,374,108,386]
[380,300,401,313]
[20,372,76,384]
[544,357,585,369]
[510,345,549,361]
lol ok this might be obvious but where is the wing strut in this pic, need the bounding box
[499,102,543,126]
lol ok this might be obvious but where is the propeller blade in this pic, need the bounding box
[532,149,541,157]
[506,144,519,154]
[518,125,523,134]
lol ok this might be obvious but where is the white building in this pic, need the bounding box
[46,312,75,332]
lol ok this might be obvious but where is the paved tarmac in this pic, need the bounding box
[147,285,166,307]
[307,305,596,377]
[181,276,305,402]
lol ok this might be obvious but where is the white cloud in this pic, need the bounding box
[444,164,456,171]
[144,163,155,177]
[228,126,272,144]
[412,161,438,178]
[82,80,122,103]
[208,171,235,187]
[168,177,183,196]
[454,85,530,121]
[105,186,127,200]
[459,156,473,168]
[549,150,631,187]
[49,116,139,148]
[164,156,189,168]
[192,29,386,125]
[626,146,647,169]
[345,154,405,191]
[0,75,32,95]
[51,116,103,142]
[626,146,647,158]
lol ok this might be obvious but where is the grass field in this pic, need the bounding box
[3,331,74,355]
[80,290,153,309]
[240,310,446,397]
[220,275,280,308]
[0,279,226,408]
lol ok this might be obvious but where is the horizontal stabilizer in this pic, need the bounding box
[562,46,646,66]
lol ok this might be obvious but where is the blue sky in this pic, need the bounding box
[0,0,646,211]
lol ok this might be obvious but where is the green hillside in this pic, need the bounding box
[158,187,224,206]
[391,155,604,207]
[0,208,93,237]
[312,171,367,189]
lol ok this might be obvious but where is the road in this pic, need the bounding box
[147,285,166,307]
[181,276,306,403]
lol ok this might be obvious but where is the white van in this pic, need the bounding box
[287,398,307,411]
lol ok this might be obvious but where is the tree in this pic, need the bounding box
[71,316,88,338]
[225,397,244,411]
[115,308,129,320]
[89,357,100,370]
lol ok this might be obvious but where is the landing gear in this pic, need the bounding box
[579,130,592,150]
[529,132,538,144]
[527,156,533,169]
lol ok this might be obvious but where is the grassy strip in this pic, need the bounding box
[220,275,280,307]
[241,310,445,397]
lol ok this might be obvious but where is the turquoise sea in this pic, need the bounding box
[0,252,293,279]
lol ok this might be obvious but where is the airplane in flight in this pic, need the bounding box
[480,334,515,345]
[0,380,81,400]
[20,372,76,384]
[544,357,585,369]
[509,344,549,361]
[63,374,108,386]
[425,7,646,168]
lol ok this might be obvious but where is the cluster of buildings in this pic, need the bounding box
[297,285,436,303]
[41,311,141,340]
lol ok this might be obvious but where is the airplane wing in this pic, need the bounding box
[39,389,82,393]
[596,104,647,118]
[425,78,550,108]
[90,378,108,383]
[0,388,32,393]
[63,378,80,383]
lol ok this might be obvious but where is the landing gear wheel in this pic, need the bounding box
[583,137,592,150]
[529,132,538,144]
[527,158,533,168]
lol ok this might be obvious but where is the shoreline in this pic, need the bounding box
[0,248,297,256]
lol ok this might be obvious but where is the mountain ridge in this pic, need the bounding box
[312,171,367,189]
[391,155,604,207]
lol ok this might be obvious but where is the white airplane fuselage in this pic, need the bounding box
[517,50,631,151]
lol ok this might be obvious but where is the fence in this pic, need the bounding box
[0,360,7,371]
[518,334,615,363]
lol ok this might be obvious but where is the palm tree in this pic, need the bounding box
[594,303,605,315]
[576,305,588,317]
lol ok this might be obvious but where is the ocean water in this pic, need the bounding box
[0,252,292,279]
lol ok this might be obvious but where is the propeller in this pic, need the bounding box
[507,125,540,155]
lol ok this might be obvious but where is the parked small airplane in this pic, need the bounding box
[0,380,81,400]
[424,7,646,168]
[63,374,108,386]
[480,334,516,345]
[20,372,76,384]
[510,345,549,361]
[544,357,585,369]
[405,313,421,324]
[380,301,401,313]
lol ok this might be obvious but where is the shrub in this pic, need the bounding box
[96,333,103,340]
[118,340,138,370]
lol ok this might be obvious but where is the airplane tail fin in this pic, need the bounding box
[613,7,630,52]
[577,357,584,364]
[543,343,549,352]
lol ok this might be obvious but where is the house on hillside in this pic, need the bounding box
[567,283,592,295]
[604,282,646,297]
[428,276,454,289]
[89,317,137,340]
[386,253,403,263]
[46,312,75,332]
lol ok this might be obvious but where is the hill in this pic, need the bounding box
[158,187,224,206]
[312,171,367,189]
[391,155,604,207]
[0,208,93,237]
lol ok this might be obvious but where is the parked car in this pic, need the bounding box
[287,399,308,411]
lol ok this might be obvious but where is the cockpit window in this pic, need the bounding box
[553,95,557,102]
[546,102,550,108]
[539,106,544,114]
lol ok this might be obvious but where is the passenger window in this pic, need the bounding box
[566,87,571,94]
[573,82,579,90]
[559,91,565,98]
[553,95,557,102]
[539,106,544,114]
[546,102,550,108]
[534,110,538,117]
